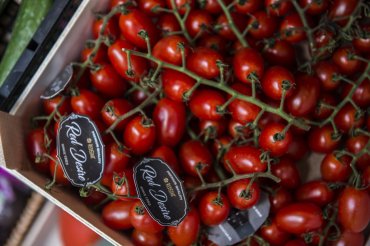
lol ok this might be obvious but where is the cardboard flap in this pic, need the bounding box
[0,111,25,170]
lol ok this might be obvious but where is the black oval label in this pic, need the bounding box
[56,113,105,187]
[133,158,189,226]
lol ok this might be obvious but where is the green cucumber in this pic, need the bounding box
[0,0,52,86]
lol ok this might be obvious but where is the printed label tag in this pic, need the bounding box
[40,64,73,99]
[56,113,105,187]
[207,192,270,245]
[133,158,189,226]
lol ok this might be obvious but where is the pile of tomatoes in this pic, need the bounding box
[25,0,370,245]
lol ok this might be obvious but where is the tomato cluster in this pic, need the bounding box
[26,0,370,245]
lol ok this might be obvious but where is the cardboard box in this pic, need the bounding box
[0,0,133,244]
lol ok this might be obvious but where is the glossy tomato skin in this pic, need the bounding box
[248,11,278,40]
[92,16,119,39]
[201,0,231,15]
[234,0,261,14]
[151,146,180,174]
[259,218,291,246]
[186,47,223,79]
[314,61,340,91]
[131,229,163,246]
[320,152,351,182]
[168,208,200,246]
[227,179,260,210]
[199,191,230,226]
[259,122,292,157]
[313,93,337,120]
[153,98,186,146]
[42,95,71,116]
[130,200,164,233]
[295,181,334,207]
[329,0,359,26]
[276,202,323,234]
[271,157,301,189]
[280,13,306,43]
[119,9,159,49]
[269,187,293,214]
[157,13,180,34]
[81,44,108,64]
[153,35,189,65]
[261,66,295,100]
[90,63,127,98]
[102,200,134,230]
[110,168,137,199]
[332,47,363,75]
[71,89,104,120]
[328,230,365,246]
[233,47,264,83]
[223,145,267,174]
[341,78,370,108]
[198,34,227,54]
[308,125,341,153]
[165,0,195,15]
[199,118,227,139]
[102,142,130,187]
[286,73,321,117]
[346,135,370,170]
[179,140,213,176]
[137,0,165,16]
[263,40,296,68]
[101,98,133,132]
[216,13,247,40]
[189,89,226,121]
[299,0,328,15]
[334,103,364,133]
[338,187,370,233]
[108,40,149,82]
[162,69,195,102]
[265,0,292,16]
[123,115,156,155]
[185,10,213,38]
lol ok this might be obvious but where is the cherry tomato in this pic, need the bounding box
[265,0,292,17]
[123,115,156,155]
[216,13,247,40]
[199,118,227,139]
[199,191,230,226]
[189,89,226,121]
[81,44,108,63]
[185,10,213,38]
[263,39,296,68]
[314,61,340,91]
[168,208,200,246]
[299,0,328,15]
[346,135,370,170]
[286,136,309,160]
[157,13,181,34]
[338,187,370,233]
[119,9,159,49]
[198,34,227,54]
[296,180,334,207]
[329,0,359,26]
[153,98,186,146]
[101,99,133,132]
[228,119,252,138]
[321,152,351,182]
[102,200,134,230]
[308,125,341,153]
[233,47,264,83]
[186,47,223,79]
[137,0,165,16]
[262,66,295,100]
[259,122,292,157]
[227,179,260,210]
[102,142,130,187]
[259,218,291,246]
[151,146,180,174]
[334,103,364,133]
[332,47,363,75]
[271,157,301,189]
[280,13,306,43]
[179,140,213,176]
[328,230,365,246]
[234,0,261,14]
[276,202,323,234]
[269,187,293,214]
[313,93,337,120]
[165,0,195,15]
[224,145,267,174]
[42,95,71,116]
[108,39,149,82]
[82,189,107,206]
[130,200,164,233]
[162,69,195,102]
[92,16,119,39]
[201,0,231,15]
[153,35,189,65]
[341,78,370,108]
[111,168,137,199]
[131,229,163,246]
[71,89,104,120]
[248,11,278,40]
[353,23,370,53]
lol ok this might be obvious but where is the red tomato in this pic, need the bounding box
[276,202,323,234]
[137,0,165,16]
[299,0,328,15]
[186,47,223,79]
[216,13,247,40]
[248,11,278,40]
[346,135,370,170]
[313,93,337,120]
[162,69,195,102]
[179,140,213,176]
[284,239,306,246]
[42,95,71,116]
[153,98,186,146]
[280,13,306,43]
[101,98,133,132]
[199,191,230,226]
[259,218,291,246]
[71,89,104,119]
[102,142,130,187]
[165,0,195,15]
[334,103,364,133]
[49,148,69,185]
[261,66,295,100]
[286,136,309,160]
[314,61,340,91]
[265,0,292,16]
[269,187,293,214]
[123,115,156,155]
[320,152,351,182]
[223,145,267,174]
[233,47,264,83]
[263,39,296,68]
[338,187,370,233]
[111,168,137,199]
[308,125,341,153]
[168,208,200,246]
[102,200,134,230]
[131,229,163,246]
[228,119,252,138]
[130,200,164,233]
[92,16,119,39]
[108,39,149,82]
[199,118,227,139]
[157,14,180,34]
[185,10,213,38]
[153,35,189,65]
[227,179,260,210]
[259,122,292,157]
[189,89,226,121]
[353,23,370,53]
[151,146,180,174]
[119,9,159,49]
[296,180,334,207]
[271,157,301,189]
[198,34,227,54]
[90,63,128,98]
[341,78,370,108]
[286,73,321,117]
[82,189,107,206]
[201,0,231,15]
[234,0,261,14]
[81,44,108,64]
[332,47,363,75]
[329,0,359,26]
[328,230,365,246]
[26,128,51,174]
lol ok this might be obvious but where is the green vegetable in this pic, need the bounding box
[0,0,52,86]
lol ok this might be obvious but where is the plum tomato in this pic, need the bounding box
[92,16,119,39]
[189,89,226,121]
[263,39,296,68]
[280,13,306,43]
[261,66,295,100]
[295,180,334,207]
[137,0,166,16]
[165,0,195,15]
[42,95,71,116]
[346,135,370,170]
[179,140,213,176]
[151,146,180,174]
[233,47,264,83]
[157,13,180,34]
[334,103,364,133]
[265,0,292,16]
[70,89,105,120]
[234,0,261,14]
[259,218,291,246]
[269,187,293,214]
[153,35,189,65]
[314,61,340,91]
[131,229,163,246]
[186,47,223,79]
[332,46,363,75]
[248,11,278,40]
[110,168,137,200]
[299,0,329,15]
[216,12,247,41]
[259,122,292,157]
[162,69,195,102]
[102,200,135,230]
[168,208,200,246]
[185,10,213,38]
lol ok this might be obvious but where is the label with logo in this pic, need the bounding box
[41,64,73,99]
[133,158,189,226]
[207,192,270,245]
[56,113,104,187]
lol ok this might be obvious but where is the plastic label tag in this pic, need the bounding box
[40,64,73,99]
[133,158,189,226]
[56,113,104,187]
